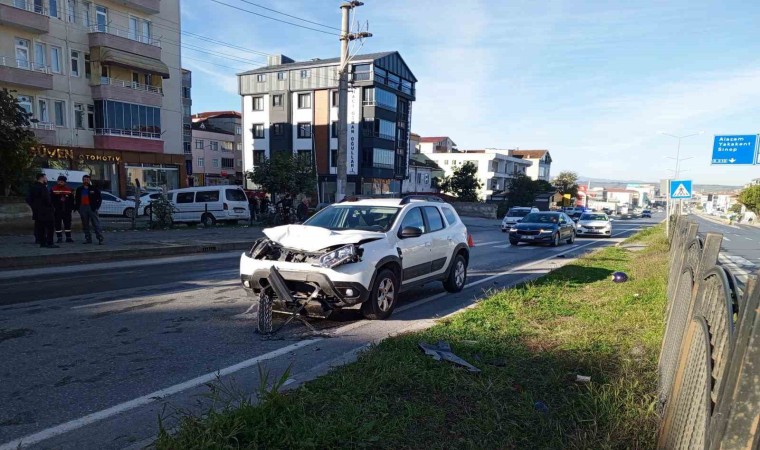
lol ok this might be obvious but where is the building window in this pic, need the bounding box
[236,143,242,151]
[252,123,264,138]
[33,41,44,70]
[84,53,91,79]
[362,87,374,105]
[252,96,264,111]
[372,148,394,169]
[37,98,49,123]
[195,139,204,149]
[331,121,338,138]
[49,0,58,17]
[182,86,190,99]
[330,149,337,168]
[221,141,233,151]
[375,87,397,111]
[183,142,191,154]
[297,122,312,138]
[70,50,80,77]
[87,104,94,128]
[17,95,32,115]
[235,125,241,135]
[352,64,371,81]
[272,94,283,107]
[221,158,234,169]
[256,74,266,82]
[93,100,161,136]
[82,1,92,26]
[272,123,284,136]
[253,150,265,165]
[54,100,65,127]
[297,93,311,109]
[74,103,84,129]
[300,69,310,78]
[277,71,286,80]
[331,90,339,107]
[95,5,107,32]
[197,157,204,167]
[212,159,219,168]
[297,149,312,163]
[50,46,62,74]
[210,141,219,151]
[66,0,76,22]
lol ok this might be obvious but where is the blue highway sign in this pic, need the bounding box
[711,135,757,165]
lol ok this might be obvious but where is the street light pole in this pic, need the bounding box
[660,131,703,233]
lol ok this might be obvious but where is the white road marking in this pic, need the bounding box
[493,244,510,249]
[474,240,505,247]
[746,237,753,241]
[724,237,731,241]
[1,227,640,449]
[0,339,321,450]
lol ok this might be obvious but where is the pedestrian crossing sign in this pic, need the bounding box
[669,179,692,199]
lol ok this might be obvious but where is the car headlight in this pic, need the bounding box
[316,244,358,268]
[539,229,553,234]
[509,227,518,232]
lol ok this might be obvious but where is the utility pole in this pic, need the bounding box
[336,1,371,202]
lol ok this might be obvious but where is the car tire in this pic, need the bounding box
[509,238,519,246]
[257,291,273,334]
[201,213,216,227]
[443,254,467,293]
[361,269,398,320]
[551,232,560,247]
[123,207,135,219]
[567,231,575,244]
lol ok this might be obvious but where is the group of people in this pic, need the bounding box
[247,192,311,224]
[27,173,105,248]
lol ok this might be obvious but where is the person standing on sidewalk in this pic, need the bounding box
[297,196,310,222]
[29,173,58,248]
[74,175,104,245]
[51,175,75,243]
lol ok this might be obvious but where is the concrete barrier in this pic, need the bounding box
[451,202,497,219]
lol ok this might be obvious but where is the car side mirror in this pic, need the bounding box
[399,226,423,239]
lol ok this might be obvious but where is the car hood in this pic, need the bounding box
[514,223,556,231]
[579,220,609,227]
[263,225,384,252]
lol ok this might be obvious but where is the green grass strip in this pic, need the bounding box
[157,225,668,450]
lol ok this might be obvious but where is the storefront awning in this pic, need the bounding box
[91,46,170,79]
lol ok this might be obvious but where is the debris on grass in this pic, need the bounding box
[419,341,481,372]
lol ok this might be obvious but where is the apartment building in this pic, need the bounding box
[507,149,552,181]
[0,0,182,197]
[423,149,532,200]
[190,111,243,186]
[181,68,191,182]
[418,136,456,154]
[238,51,417,202]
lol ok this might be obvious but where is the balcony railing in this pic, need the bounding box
[88,24,161,48]
[10,0,47,15]
[29,121,55,130]
[362,129,394,141]
[98,76,162,94]
[0,56,50,73]
[95,128,160,139]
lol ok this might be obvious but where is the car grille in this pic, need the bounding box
[586,225,607,230]
[517,230,540,236]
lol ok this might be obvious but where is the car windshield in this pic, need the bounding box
[507,209,531,217]
[304,205,401,232]
[226,189,247,202]
[522,213,559,224]
[581,214,608,221]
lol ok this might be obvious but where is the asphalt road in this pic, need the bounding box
[0,215,659,450]
[688,214,760,287]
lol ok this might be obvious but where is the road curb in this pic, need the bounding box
[0,241,253,269]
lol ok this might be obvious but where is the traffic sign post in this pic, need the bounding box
[670,179,692,199]
[711,135,758,165]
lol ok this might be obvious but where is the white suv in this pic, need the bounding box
[240,196,471,330]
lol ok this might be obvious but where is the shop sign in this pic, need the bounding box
[30,146,121,163]
[78,153,121,163]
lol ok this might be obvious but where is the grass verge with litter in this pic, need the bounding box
[157,225,669,450]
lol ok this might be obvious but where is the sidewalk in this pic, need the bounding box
[0,224,263,270]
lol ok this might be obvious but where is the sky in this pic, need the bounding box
[181,0,760,186]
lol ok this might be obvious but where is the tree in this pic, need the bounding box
[552,171,579,198]
[505,174,537,208]
[0,89,37,196]
[246,152,316,197]
[729,203,743,214]
[738,185,760,215]
[439,161,482,202]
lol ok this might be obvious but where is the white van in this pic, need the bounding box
[167,186,250,226]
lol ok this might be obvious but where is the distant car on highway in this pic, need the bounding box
[500,207,539,232]
[641,210,652,218]
[576,212,612,237]
[508,212,576,246]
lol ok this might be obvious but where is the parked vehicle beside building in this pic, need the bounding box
[500,207,539,232]
[167,186,250,226]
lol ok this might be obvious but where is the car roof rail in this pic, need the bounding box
[399,195,444,205]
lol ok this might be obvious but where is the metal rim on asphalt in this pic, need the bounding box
[377,278,395,311]
[455,260,466,287]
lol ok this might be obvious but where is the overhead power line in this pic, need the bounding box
[235,0,341,31]
[209,0,338,36]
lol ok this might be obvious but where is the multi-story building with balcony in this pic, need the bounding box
[237,51,417,202]
[181,68,191,183]
[0,0,183,197]
[190,111,243,186]
[507,149,552,181]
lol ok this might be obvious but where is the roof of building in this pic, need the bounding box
[191,120,234,135]
[419,136,450,143]
[606,188,639,194]
[192,111,241,120]
[239,51,398,74]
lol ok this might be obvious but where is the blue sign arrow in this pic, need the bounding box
[670,180,692,199]
[711,135,758,165]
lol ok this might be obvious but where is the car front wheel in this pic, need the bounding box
[567,231,575,244]
[361,269,398,320]
[443,254,467,293]
[551,232,560,247]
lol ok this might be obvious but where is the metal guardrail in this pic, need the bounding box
[657,214,760,449]
[0,56,51,73]
[10,0,47,15]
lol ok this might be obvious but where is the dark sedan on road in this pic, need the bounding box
[508,212,576,246]
[641,210,652,218]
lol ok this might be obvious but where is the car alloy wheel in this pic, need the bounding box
[454,259,466,288]
[376,278,395,312]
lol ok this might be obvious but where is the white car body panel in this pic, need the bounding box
[263,225,383,252]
